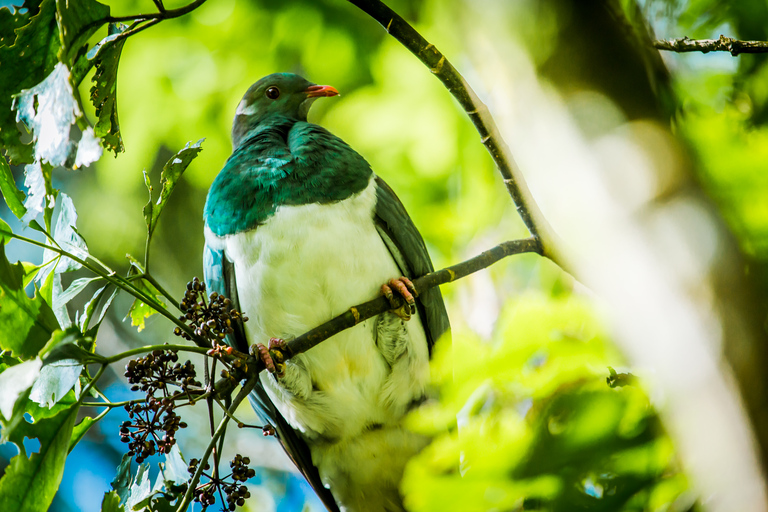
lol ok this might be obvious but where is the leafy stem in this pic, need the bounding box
[0,229,205,346]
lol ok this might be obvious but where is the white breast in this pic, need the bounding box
[205,176,428,438]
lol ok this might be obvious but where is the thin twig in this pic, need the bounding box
[346,0,563,263]
[175,376,258,512]
[278,237,540,362]
[654,35,768,56]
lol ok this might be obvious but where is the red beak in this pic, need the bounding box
[305,84,339,98]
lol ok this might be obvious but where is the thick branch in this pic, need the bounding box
[654,35,768,56]
[346,0,562,262]
[279,237,539,361]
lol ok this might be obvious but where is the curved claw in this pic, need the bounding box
[255,338,287,378]
[381,277,417,321]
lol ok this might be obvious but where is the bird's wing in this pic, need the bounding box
[203,244,341,512]
[373,175,451,352]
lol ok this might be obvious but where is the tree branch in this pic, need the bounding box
[278,237,539,361]
[346,0,563,263]
[654,35,768,56]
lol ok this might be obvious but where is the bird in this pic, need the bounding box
[203,72,450,512]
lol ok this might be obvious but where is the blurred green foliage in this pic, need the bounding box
[402,292,692,512]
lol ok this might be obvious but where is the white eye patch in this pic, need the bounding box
[236,99,258,116]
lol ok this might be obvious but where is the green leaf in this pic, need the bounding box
[0,358,42,421]
[100,490,126,512]
[81,284,117,336]
[89,23,127,155]
[55,0,110,64]
[69,415,96,453]
[0,153,26,219]
[0,397,80,512]
[0,243,60,359]
[143,139,204,240]
[126,278,166,333]
[0,217,11,245]
[57,275,100,310]
[0,0,59,165]
[0,2,37,49]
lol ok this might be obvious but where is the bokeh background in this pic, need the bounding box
[3,0,768,511]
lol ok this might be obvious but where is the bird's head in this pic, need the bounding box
[231,73,339,147]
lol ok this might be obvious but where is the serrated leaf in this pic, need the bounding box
[0,397,79,512]
[0,3,34,49]
[0,358,42,420]
[126,462,153,511]
[144,139,204,239]
[112,453,133,504]
[55,0,109,64]
[13,61,102,168]
[161,445,189,486]
[0,152,26,218]
[0,243,60,359]
[20,160,50,225]
[47,192,88,272]
[126,278,166,332]
[0,0,59,165]
[101,490,126,512]
[89,23,127,155]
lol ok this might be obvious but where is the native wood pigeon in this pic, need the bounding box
[203,73,449,512]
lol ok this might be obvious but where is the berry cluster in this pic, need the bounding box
[174,277,248,344]
[120,349,201,462]
[120,399,187,463]
[125,349,202,397]
[188,455,255,511]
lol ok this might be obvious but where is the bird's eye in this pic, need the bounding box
[265,86,280,100]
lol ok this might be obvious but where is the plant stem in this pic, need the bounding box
[105,344,212,364]
[175,376,257,512]
[1,229,205,346]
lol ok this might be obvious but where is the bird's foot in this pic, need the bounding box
[381,277,418,321]
[254,337,287,378]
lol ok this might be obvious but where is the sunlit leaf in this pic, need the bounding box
[143,139,204,240]
[0,243,59,359]
[13,62,103,168]
[161,445,189,486]
[126,278,166,332]
[0,358,41,421]
[0,397,79,512]
[28,328,88,409]
[100,490,126,512]
[0,153,26,219]
[81,284,117,336]
[0,217,10,245]
[20,160,50,225]
[89,23,127,155]
[0,0,58,165]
